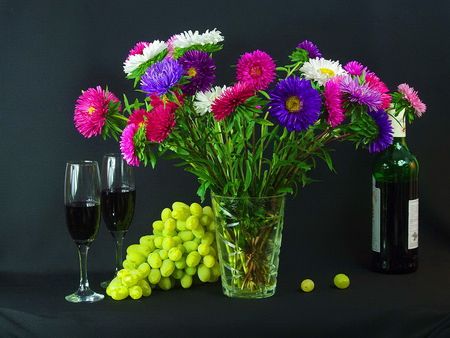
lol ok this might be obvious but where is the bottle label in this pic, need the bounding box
[408,199,419,249]
[372,176,381,252]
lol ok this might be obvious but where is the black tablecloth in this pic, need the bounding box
[2,225,450,338]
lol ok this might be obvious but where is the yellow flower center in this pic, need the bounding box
[250,66,262,78]
[188,67,197,77]
[88,106,96,114]
[319,68,336,77]
[285,96,303,113]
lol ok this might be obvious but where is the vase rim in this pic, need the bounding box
[211,193,286,199]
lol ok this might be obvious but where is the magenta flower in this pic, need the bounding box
[323,80,345,127]
[74,86,121,138]
[236,50,276,91]
[365,73,391,110]
[344,61,368,76]
[211,82,255,121]
[145,104,177,142]
[397,83,426,117]
[120,123,141,166]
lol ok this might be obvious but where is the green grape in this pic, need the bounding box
[129,285,143,300]
[160,259,175,277]
[210,261,221,278]
[203,206,214,218]
[176,220,187,231]
[164,218,176,231]
[158,276,173,290]
[172,201,190,210]
[180,273,193,289]
[138,262,151,278]
[175,256,187,269]
[152,220,164,232]
[186,215,199,230]
[186,251,202,267]
[201,232,215,245]
[202,254,216,268]
[162,236,176,251]
[152,230,163,237]
[208,246,216,258]
[122,273,139,287]
[168,247,182,261]
[177,243,186,255]
[173,235,182,246]
[183,240,199,253]
[172,268,184,280]
[139,235,156,252]
[126,252,146,266]
[190,203,203,217]
[185,266,197,276]
[129,268,144,280]
[199,214,211,227]
[178,230,194,242]
[158,249,168,260]
[153,236,164,249]
[137,279,152,297]
[197,264,211,282]
[197,243,210,256]
[127,244,151,257]
[148,252,162,269]
[148,268,161,284]
[122,259,135,270]
[192,224,205,239]
[162,229,177,238]
[172,207,191,221]
[161,207,172,222]
[109,285,129,300]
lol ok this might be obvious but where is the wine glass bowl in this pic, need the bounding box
[64,160,104,303]
[100,153,136,288]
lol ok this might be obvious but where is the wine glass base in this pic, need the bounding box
[65,290,104,303]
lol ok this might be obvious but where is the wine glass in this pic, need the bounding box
[64,160,104,303]
[100,153,136,288]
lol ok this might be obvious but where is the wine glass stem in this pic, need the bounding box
[77,244,91,292]
[112,231,126,274]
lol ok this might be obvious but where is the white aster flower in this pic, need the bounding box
[173,29,224,49]
[123,40,168,76]
[300,58,347,86]
[194,85,227,115]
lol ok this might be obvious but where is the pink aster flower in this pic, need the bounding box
[323,80,345,127]
[127,108,150,126]
[211,82,255,121]
[365,73,391,110]
[236,50,276,91]
[74,86,121,138]
[120,123,141,167]
[126,42,150,59]
[145,104,177,142]
[397,83,426,117]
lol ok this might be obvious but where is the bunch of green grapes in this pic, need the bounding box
[106,202,221,300]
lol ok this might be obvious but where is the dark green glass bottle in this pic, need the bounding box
[371,111,419,274]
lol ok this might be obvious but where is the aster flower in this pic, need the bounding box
[127,108,150,126]
[365,73,391,110]
[140,58,185,97]
[339,76,382,111]
[323,80,345,127]
[344,61,368,77]
[211,82,255,121]
[146,104,177,142]
[74,86,122,138]
[397,83,426,117]
[268,77,322,132]
[300,58,347,86]
[236,50,276,91]
[178,50,216,95]
[297,40,322,59]
[120,123,142,167]
[123,40,168,77]
[366,109,394,153]
[173,29,224,49]
[194,85,227,115]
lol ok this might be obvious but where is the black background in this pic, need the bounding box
[1,1,450,337]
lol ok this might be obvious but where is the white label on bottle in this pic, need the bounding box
[408,198,419,249]
[372,176,381,252]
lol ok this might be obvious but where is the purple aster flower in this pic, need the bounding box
[178,50,216,95]
[297,40,322,59]
[268,77,322,132]
[339,76,382,112]
[140,58,184,97]
[367,109,394,153]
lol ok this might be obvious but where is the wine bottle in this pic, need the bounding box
[371,110,419,273]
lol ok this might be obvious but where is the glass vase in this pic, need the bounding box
[211,194,285,299]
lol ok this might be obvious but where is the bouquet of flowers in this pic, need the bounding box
[74,28,425,201]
